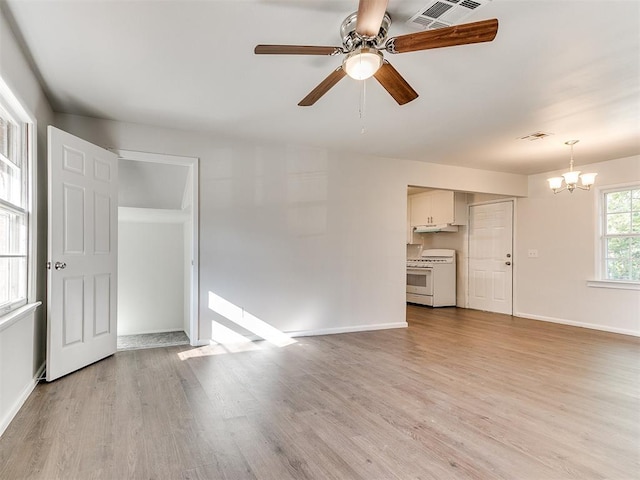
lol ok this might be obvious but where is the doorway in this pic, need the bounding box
[467,200,514,315]
[116,150,199,347]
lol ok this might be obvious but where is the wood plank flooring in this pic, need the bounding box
[1,306,639,479]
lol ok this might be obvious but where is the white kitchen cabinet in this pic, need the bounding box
[410,192,433,227]
[409,190,467,227]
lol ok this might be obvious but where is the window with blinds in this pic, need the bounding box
[602,186,640,282]
[0,100,28,313]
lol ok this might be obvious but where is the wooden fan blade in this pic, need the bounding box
[255,45,342,55]
[373,61,418,105]
[298,67,347,106]
[355,0,389,37]
[385,18,498,54]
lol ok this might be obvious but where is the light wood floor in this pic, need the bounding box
[1,306,639,479]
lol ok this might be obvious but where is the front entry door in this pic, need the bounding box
[46,127,118,381]
[468,201,513,315]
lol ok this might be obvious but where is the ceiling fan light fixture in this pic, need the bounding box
[343,47,383,80]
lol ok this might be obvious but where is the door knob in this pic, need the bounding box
[54,262,66,270]
[505,261,511,266]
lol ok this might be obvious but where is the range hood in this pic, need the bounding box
[413,224,459,233]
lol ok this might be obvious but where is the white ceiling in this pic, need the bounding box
[4,0,639,175]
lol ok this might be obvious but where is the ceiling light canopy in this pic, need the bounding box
[547,140,597,194]
[342,47,383,80]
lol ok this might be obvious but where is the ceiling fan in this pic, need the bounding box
[254,0,498,107]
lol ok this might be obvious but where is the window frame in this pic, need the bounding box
[0,77,36,319]
[591,182,640,290]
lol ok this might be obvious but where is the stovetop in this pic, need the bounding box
[407,249,455,268]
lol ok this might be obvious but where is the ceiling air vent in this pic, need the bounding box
[407,0,493,30]
[460,0,481,9]
[518,131,553,141]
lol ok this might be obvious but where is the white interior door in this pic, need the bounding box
[468,201,513,314]
[46,126,118,381]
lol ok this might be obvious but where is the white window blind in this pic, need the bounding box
[0,96,28,314]
[602,186,640,282]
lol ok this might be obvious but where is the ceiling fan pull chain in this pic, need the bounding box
[360,79,366,134]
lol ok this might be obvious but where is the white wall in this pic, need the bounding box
[0,311,37,435]
[54,113,527,344]
[516,155,640,336]
[118,213,185,335]
[0,5,53,435]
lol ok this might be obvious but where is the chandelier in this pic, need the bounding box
[547,140,597,193]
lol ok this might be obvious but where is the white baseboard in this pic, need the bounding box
[287,321,408,338]
[514,312,640,337]
[193,322,409,347]
[0,361,45,438]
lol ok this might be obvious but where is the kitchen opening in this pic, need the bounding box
[406,186,513,314]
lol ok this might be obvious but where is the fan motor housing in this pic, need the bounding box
[340,11,391,52]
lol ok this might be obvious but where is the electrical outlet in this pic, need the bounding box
[528,249,539,258]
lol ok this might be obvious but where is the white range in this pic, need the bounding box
[406,249,456,307]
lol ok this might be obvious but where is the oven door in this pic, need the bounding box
[406,267,433,295]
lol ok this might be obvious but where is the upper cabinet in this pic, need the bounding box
[409,190,467,227]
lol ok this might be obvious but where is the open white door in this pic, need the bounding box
[46,126,118,381]
[468,201,513,315]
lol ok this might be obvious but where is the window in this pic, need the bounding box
[0,92,29,314]
[602,186,640,282]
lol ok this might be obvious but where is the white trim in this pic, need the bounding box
[287,321,408,338]
[596,181,640,193]
[507,198,515,314]
[115,149,196,167]
[467,196,519,207]
[196,322,408,347]
[181,167,193,211]
[594,184,605,280]
[26,121,37,305]
[594,182,640,282]
[114,150,200,347]
[0,361,45,437]
[586,279,640,291]
[118,327,186,336]
[190,160,199,346]
[0,299,40,335]
[514,311,639,337]
[0,76,38,312]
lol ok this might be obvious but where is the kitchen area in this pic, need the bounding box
[407,187,509,309]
